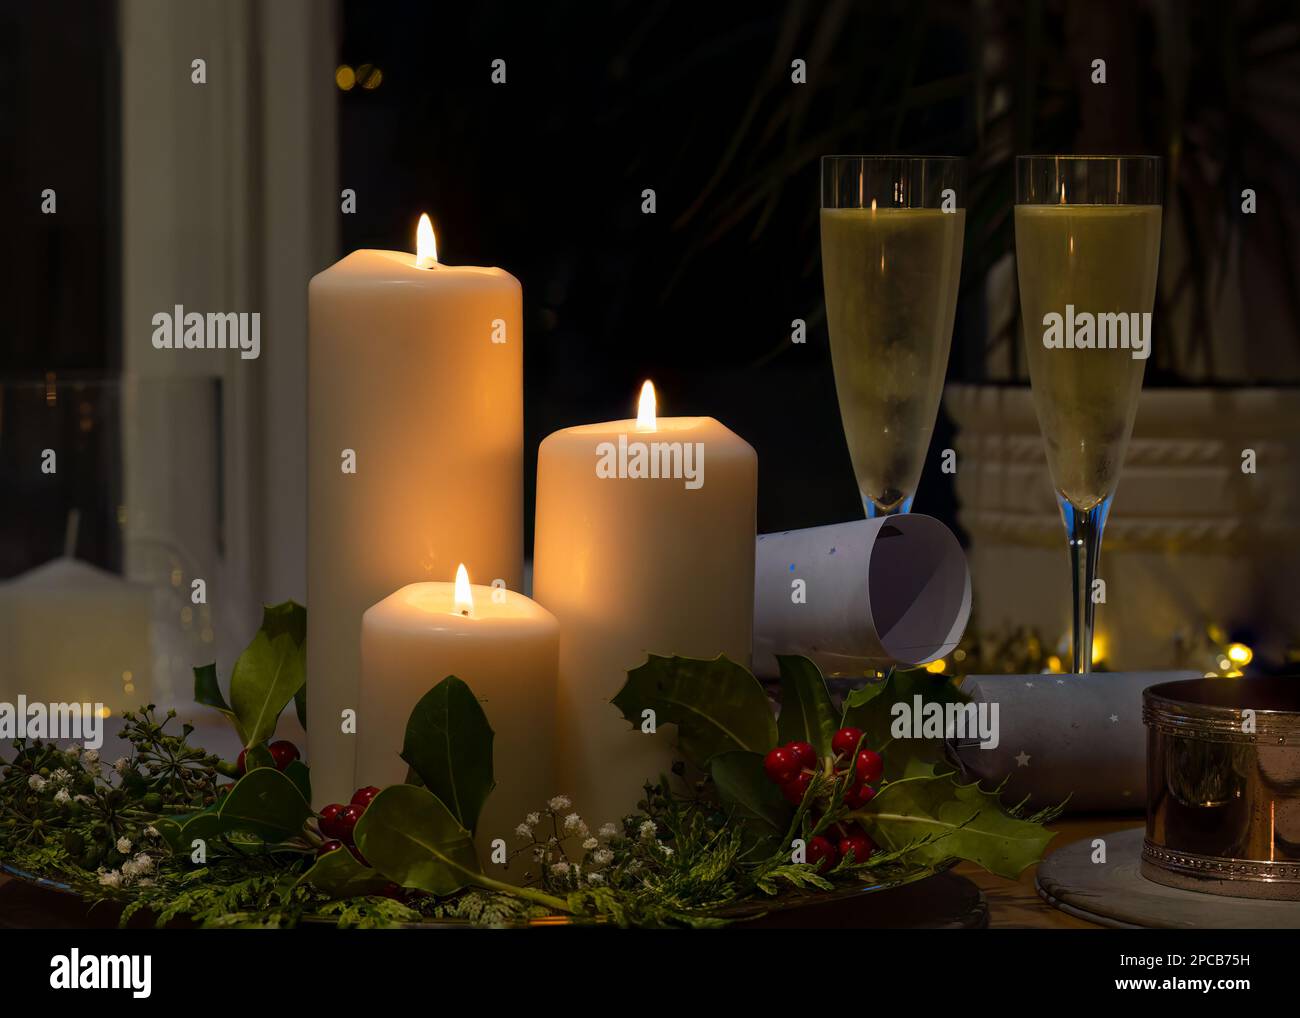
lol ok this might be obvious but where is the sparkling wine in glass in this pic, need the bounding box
[1015,155,1163,673]
[820,156,965,516]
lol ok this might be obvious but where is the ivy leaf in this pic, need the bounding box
[708,751,790,845]
[849,773,1055,879]
[612,655,777,767]
[229,619,306,749]
[840,669,970,780]
[399,676,495,834]
[298,846,391,899]
[775,655,837,758]
[353,784,482,896]
[193,663,234,719]
[216,767,312,843]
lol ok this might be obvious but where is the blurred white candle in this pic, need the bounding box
[534,382,757,825]
[308,216,523,807]
[359,566,556,880]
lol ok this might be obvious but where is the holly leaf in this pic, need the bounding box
[298,846,391,899]
[612,655,777,767]
[399,676,495,834]
[708,751,790,844]
[849,773,1055,879]
[216,766,312,843]
[243,744,274,771]
[354,785,482,896]
[775,655,837,758]
[283,759,312,803]
[294,684,308,729]
[193,663,234,719]
[260,601,306,647]
[229,618,306,749]
[840,669,970,780]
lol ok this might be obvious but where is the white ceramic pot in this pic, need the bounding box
[944,384,1300,669]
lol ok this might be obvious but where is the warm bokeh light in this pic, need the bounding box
[1226,642,1253,666]
[335,64,356,91]
[1091,634,1107,665]
[1045,655,1063,673]
[925,658,947,674]
[453,563,473,617]
[416,214,437,268]
[636,380,656,430]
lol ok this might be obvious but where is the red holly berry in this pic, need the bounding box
[839,832,874,863]
[269,740,300,770]
[854,748,883,785]
[335,803,365,844]
[844,782,876,809]
[351,785,381,808]
[786,741,817,769]
[236,749,247,775]
[318,803,345,839]
[806,835,839,873]
[831,727,864,758]
[780,772,812,806]
[317,839,345,858]
[378,881,404,900]
[763,746,800,784]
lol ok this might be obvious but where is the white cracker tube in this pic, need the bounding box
[753,517,971,678]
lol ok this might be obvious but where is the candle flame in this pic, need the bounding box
[453,562,473,616]
[636,380,657,430]
[416,213,438,268]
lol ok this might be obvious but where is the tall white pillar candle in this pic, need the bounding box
[307,217,523,807]
[533,383,757,826]
[359,567,557,882]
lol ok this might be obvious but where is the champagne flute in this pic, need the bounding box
[820,156,965,517]
[1015,155,1163,673]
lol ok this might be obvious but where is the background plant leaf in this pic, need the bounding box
[216,766,312,843]
[775,654,837,758]
[353,784,481,897]
[849,773,1054,879]
[399,676,495,834]
[283,759,312,803]
[612,654,778,767]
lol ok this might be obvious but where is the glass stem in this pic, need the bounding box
[1059,494,1111,674]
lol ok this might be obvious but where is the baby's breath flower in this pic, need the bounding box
[586,872,605,886]
[131,853,155,873]
[115,836,132,854]
[549,861,571,877]
[67,745,81,759]
[532,846,545,862]
[547,795,571,811]
[597,822,619,840]
[592,848,614,868]
[525,812,541,825]
[514,822,532,839]
[113,758,128,774]
[638,820,657,840]
[582,837,599,851]
[28,774,47,791]
[97,869,122,888]
[53,789,71,805]
[659,844,674,857]
[82,749,99,766]
[563,813,587,837]
[144,826,160,839]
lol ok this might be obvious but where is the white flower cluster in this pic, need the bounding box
[97,853,155,889]
[513,795,631,891]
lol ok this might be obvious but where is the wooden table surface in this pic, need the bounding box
[955,815,1142,928]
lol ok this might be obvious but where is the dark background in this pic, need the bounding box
[2,0,1298,570]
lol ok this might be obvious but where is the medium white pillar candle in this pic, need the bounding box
[308,216,523,807]
[359,567,557,881]
[533,382,757,826]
